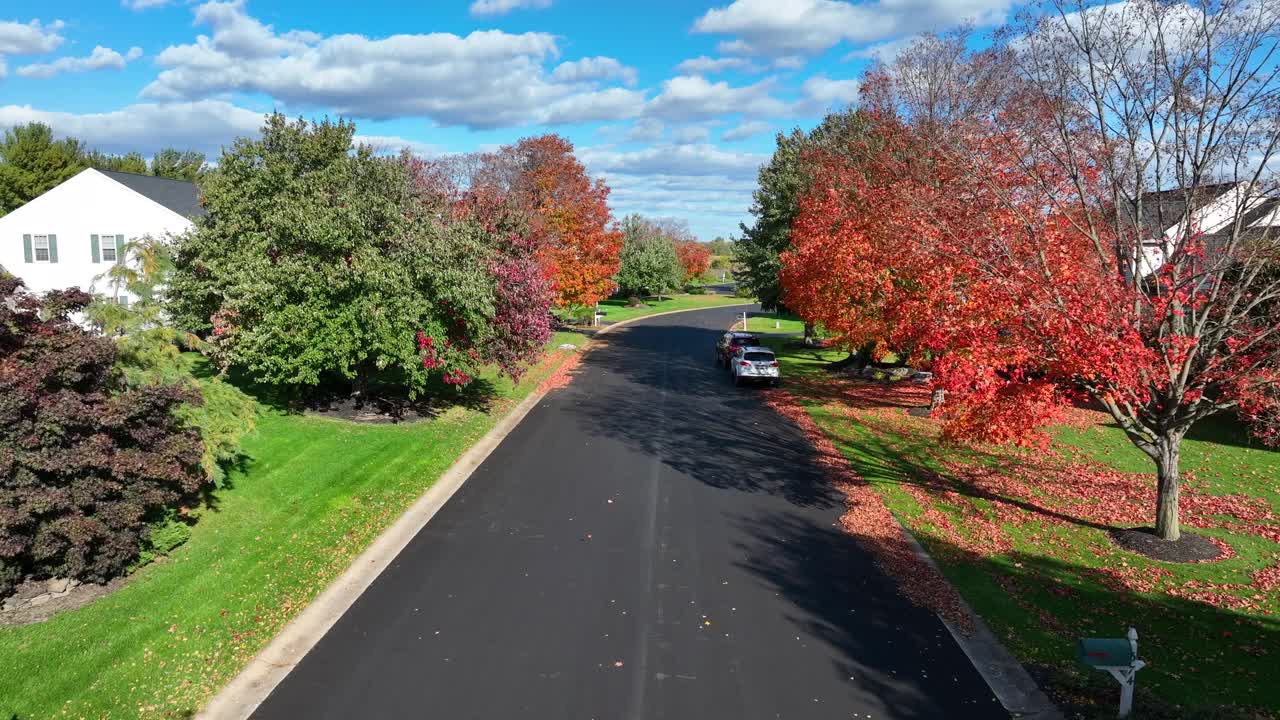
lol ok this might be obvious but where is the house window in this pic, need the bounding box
[101,235,118,262]
[33,235,50,262]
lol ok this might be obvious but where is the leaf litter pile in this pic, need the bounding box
[763,387,974,631]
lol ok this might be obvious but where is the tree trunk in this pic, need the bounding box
[1153,436,1182,541]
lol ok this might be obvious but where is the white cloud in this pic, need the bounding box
[122,0,174,9]
[672,125,712,144]
[644,75,787,121]
[606,173,756,220]
[843,35,919,63]
[352,134,443,157]
[580,143,766,179]
[624,118,665,142]
[801,74,860,107]
[0,100,263,155]
[675,55,760,74]
[582,144,766,238]
[722,119,772,141]
[693,0,1011,55]
[140,1,642,129]
[469,0,553,17]
[772,55,806,70]
[0,19,64,55]
[541,87,646,124]
[0,99,440,158]
[16,46,143,79]
[551,56,638,87]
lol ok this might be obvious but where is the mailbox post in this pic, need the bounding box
[1076,627,1146,717]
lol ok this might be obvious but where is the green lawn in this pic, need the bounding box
[764,339,1280,719]
[0,331,587,720]
[737,312,808,334]
[591,292,752,325]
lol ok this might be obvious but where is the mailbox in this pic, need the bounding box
[1076,628,1145,718]
[1077,637,1136,668]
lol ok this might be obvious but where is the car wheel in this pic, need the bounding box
[733,373,743,386]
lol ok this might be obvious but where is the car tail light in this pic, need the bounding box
[739,361,750,367]
[771,361,779,367]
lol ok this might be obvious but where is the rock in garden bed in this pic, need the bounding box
[1,576,130,626]
[1109,526,1223,563]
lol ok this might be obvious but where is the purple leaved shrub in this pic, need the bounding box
[0,277,207,596]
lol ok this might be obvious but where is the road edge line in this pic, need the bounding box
[198,301,755,719]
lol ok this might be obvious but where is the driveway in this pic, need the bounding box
[251,305,1006,719]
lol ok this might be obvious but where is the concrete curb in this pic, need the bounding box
[898,529,1065,719]
[198,301,755,719]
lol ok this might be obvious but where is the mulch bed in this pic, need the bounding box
[1109,527,1223,563]
[304,395,433,423]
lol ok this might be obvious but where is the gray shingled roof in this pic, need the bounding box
[97,169,206,218]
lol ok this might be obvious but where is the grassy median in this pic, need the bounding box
[0,331,587,720]
[764,340,1280,719]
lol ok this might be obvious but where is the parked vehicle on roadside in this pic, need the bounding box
[730,346,780,386]
[715,331,760,367]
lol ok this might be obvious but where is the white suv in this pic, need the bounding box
[730,346,780,386]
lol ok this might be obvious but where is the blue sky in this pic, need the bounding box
[0,0,1013,239]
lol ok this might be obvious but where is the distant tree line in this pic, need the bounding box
[0,122,206,216]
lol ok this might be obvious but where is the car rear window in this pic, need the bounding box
[744,352,774,361]
[732,336,759,345]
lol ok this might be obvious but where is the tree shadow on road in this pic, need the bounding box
[567,320,845,510]
[731,509,1008,718]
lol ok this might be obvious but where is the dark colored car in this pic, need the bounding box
[714,331,761,367]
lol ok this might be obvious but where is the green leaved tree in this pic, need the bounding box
[614,214,685,300]
[87,235,256,488]
[148,148,206,181]
[85,150,149,175]
[86,148,207,180]
[0,123,85,216]
[167,113,497,399]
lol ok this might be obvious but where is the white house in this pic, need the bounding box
[0,168,204,305]
[1137,182,1280,276]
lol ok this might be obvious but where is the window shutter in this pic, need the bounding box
[23,234,32,263]
[48,235,58,263]
[91,234,101,263]
[116,235,126,265]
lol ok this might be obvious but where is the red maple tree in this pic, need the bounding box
[503,135,623,310]
[782,10,1280,543]
[675,240,712,283]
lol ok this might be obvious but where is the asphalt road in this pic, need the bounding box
[252,305,1006,720]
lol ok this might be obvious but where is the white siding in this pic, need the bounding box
[0,169,193,303]
[1143,183,1271,276]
